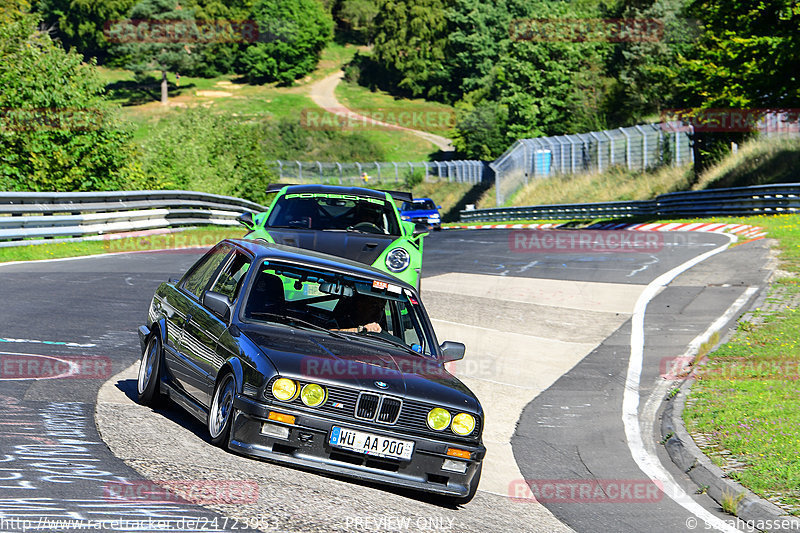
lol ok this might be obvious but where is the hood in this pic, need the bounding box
[239,323,479,411]
[265,229,397,265]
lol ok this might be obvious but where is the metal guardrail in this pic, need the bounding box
[460,183,800,222]
[0,190,267,247]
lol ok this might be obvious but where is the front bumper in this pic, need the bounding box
[231,395,484,498]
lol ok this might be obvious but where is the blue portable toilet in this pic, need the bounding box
[534,149,552,177]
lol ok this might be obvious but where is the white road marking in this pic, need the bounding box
[623,232,743,532]
[0,337,96,348]
[641,286,759,456]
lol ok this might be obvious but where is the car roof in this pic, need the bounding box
[224,238,416,291]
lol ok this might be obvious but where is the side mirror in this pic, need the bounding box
[413,223,429,237]
[237,212,255,230]
[439,341,465,362]
[203,291,231,321]
[437,205,442,209]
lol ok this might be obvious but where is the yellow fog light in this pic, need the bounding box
[301,383,326,407]
[451,413,476,436]
[272,378,297,401]
[427,408,451,431]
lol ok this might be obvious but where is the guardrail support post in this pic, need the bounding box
[296,160,302,180]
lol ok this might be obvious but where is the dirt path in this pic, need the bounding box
[308,71,455,153]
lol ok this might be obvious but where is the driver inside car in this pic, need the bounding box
[332,293,385,334]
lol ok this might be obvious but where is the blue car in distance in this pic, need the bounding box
[400,198,442,231]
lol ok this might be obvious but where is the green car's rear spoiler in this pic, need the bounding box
[264,184,413,203]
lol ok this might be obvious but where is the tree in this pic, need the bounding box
[0,14,136,192]
[678,0,800,171]
[33,0,136,62]
[240,0,333,85]
[451,101,509,159]
[108,0,202,104]
[1,0,31,24]
[334,0,379,44]
[371,0,451,100]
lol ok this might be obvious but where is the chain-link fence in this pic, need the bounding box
[490,111,800,205]
[269,160,488,185]
[490,124,693,205]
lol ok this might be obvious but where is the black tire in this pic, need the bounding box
[137,335,164,406]
[208,372,236,447]
[441,463,481,505]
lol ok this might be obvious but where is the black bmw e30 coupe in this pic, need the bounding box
[137,239,484,503]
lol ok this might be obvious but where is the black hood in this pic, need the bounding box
[265,229,396,265]
[238,323,479,412]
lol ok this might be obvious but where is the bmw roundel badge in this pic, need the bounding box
[374,381,389,389]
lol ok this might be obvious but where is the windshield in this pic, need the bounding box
[267,192,401,235]
[241,261,435,356]
[402,199,436,211]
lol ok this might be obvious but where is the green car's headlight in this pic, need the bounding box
[300,383,326,407]
[386,247,411,272]
[272,378,297,401]
[427,408,451,431]
[451,413,476,435]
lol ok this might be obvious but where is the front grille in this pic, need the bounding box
[355,393,380,420]
[378,397,402,424]
[265,377,480,441]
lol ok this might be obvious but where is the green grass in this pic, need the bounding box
[334,79,456,137]
[0,227,247,263]
[679,213,800,514]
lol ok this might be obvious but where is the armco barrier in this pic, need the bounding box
[0,190,266,247]
[461,183,800,222]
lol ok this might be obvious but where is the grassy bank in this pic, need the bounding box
[482,136,800,209]
[681,214,800,514]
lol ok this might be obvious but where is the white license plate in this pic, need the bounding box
[329,426,414,461]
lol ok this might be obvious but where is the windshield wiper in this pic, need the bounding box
[250,312,348,340]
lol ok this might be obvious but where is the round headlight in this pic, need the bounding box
[385,248,411,272]
[451,413,476,435]
[271,378,297,401]
[427,408,451,431]
[300,383,326,407]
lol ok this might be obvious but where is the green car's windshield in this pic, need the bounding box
[266,193,401,236]
[242,261,434,356]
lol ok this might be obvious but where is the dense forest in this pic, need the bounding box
[1,0,798,195]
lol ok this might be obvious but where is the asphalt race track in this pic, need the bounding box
[0,229,772,532]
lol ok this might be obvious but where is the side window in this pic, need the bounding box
[181,244,232,299]
[211,252,252,301]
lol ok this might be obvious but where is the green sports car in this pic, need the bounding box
[238,184,427,288]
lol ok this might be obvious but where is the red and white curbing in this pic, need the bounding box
[444,222,766,239]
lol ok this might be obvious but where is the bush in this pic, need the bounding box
[0,14,136,192]
[240,0,333,85]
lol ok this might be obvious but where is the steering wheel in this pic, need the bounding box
[350,222,382,234]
